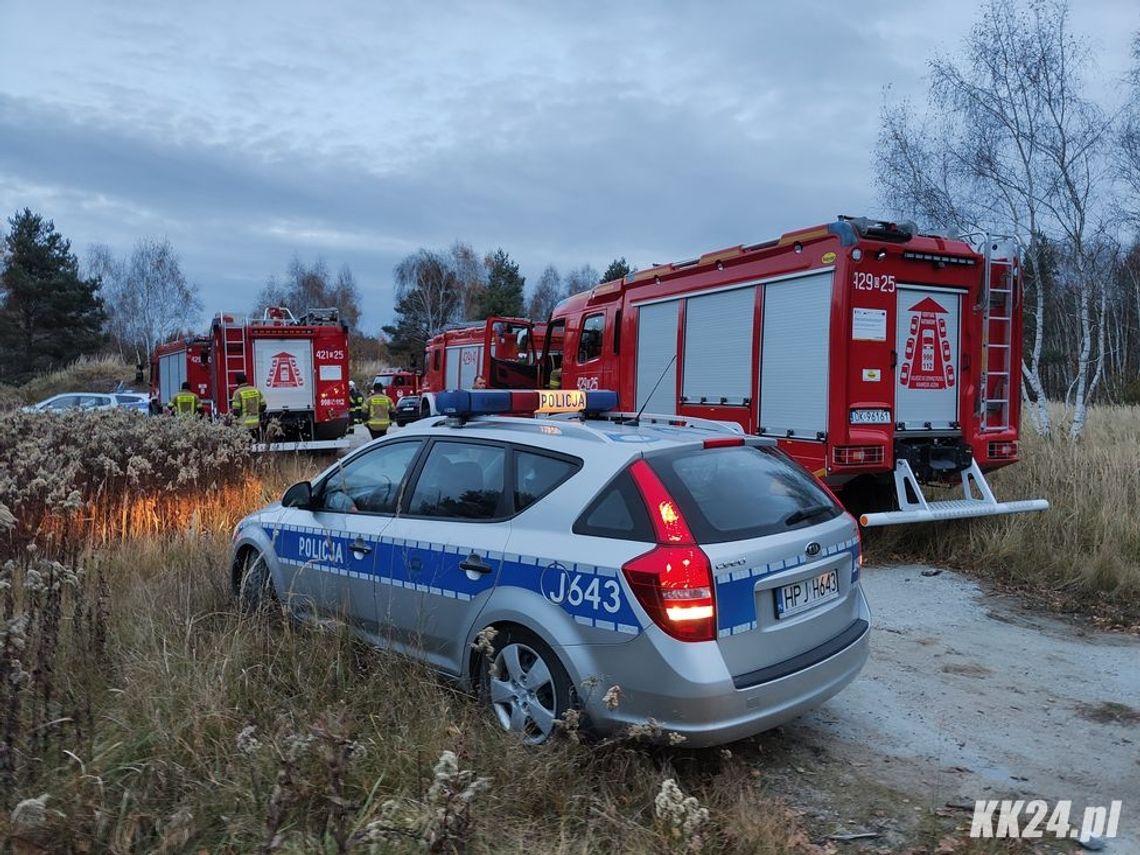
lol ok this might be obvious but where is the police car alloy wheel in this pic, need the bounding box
[236,547,275,614]
[479,628,573,745]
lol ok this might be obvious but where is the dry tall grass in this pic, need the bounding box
[866,404,1140,627]
[0,528,824,853]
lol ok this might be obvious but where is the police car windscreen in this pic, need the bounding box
[647,447,840,543]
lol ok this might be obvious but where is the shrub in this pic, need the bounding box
[0,410,256,550]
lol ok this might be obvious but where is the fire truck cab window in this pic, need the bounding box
[490,321,533,364]
[432,350,440,372]
[577,314,605,364]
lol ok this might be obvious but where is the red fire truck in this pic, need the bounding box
[535,216,1047,526]
[417,316,543,417]
[369,369,420,402]
[151,335,213,414]
[152,307,353,451]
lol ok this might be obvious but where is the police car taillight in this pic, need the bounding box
[622,460,716,642]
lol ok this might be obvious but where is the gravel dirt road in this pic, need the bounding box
[779,564,1140,850]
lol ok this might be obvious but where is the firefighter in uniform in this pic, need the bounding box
[364,381,394,439]
[170,381,201,416]
[348,380,365,425]
[231,372,266,437]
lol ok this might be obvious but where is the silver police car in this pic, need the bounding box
[231,390,870,747]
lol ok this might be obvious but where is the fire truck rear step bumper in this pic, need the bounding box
[252,439,351,453]
[859,459,1049,527]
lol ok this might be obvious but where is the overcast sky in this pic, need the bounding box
[1,1,1136,332]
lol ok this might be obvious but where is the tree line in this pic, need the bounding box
[876,0,1140,437]
[0,208,630,385]
[0,209,375,384]
[380,241,631,365]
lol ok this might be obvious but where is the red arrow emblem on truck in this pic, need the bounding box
[266,352,304,388]
[900,297,954,390]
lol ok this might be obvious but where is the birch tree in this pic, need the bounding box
[875,0,1112,438]
[93,238,200,359]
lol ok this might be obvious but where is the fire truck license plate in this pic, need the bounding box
[849,408,891,424]
[775,570,840,619]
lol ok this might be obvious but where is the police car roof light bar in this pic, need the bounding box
[433,388,619,421]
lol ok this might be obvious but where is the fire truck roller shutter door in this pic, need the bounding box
[682,286,755,406]
[159,355,172,404]
[159,352,185,405]
[445,346,463,390]
[252,339,315,412]
[759,271,833,437]
[895,286,961,430]
[635,300,680,415]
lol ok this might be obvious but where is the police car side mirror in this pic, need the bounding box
[282,481,312,508]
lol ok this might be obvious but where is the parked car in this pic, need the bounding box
[25,392,118,412]
[25,391,151,414]
[231,390,870,747]
[393,394,423,427]
[113,392,151,413]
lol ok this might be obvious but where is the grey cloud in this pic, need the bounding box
[1,0,1135,332]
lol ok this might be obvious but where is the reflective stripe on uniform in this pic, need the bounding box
[365,394,392,429]
[232,386,263,427]
[172,392,199,415]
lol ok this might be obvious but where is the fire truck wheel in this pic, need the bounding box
[236,547,276,614]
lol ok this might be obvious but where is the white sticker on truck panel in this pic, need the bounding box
[852,308,887,341]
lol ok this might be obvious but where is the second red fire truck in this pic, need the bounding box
[152,307,353,451]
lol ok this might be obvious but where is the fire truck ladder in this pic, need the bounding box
[219,316,249,404]
[860,233,1049,527]
[978,236,1015,432]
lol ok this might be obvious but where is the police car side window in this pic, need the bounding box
[408,441,506,520]
[514,450,579,512]
[572,469,654,542]
[318,441,422,515]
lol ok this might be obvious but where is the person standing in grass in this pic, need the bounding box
[170,381,201,416]
[231,372,265,437]
[365,380,394,439]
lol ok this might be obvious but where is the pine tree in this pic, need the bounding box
[0,209,106,383]
[600,257,633,283]
[477,249,525,318]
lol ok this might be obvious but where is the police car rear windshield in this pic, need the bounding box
[647,446,841,543]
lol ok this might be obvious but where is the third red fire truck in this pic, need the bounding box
[416,316,544,418]
[532,216,1048,526]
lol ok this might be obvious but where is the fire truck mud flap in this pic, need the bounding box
[859,458,1049,527]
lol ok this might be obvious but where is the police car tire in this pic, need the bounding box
[237,548,276,614]
[477,627,574,745]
